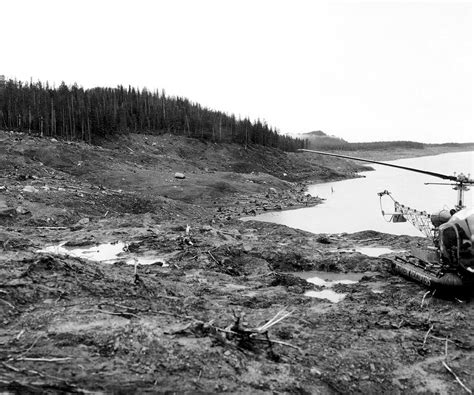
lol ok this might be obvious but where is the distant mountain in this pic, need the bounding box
[298,131,349,149]
[303,130,329,137]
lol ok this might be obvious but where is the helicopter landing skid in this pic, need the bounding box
[390,253,470,291]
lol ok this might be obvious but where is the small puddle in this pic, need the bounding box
[304,290,346,303]
[305,276,358,287]
[330,247,404,257]
[295,271,366,284]
[294,271,368,303]
[355,247,401,257]
[37,241,169,266]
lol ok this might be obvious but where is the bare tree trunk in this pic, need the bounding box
[219,115,222,142]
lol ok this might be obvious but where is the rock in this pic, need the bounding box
[174,172,185,179]
[15,206,30,215]
[199,225,211,232]
[22,185,39,193]
[0,208,16,217]
[310,367,321,376]
[77,218,90,225]
[267,187,278,195]
[316,236,331,244]
[0,197,8,209]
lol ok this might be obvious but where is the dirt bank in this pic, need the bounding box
[1,130,472,393]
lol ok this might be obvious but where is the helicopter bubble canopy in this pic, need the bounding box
[448,208,474,240]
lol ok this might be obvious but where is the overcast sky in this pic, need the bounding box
[2,0,472,143]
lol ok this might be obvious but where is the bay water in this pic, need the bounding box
[246,151,474,236]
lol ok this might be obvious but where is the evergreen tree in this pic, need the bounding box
[0,79,305,151]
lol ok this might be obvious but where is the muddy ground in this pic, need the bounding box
[0,130,472,394]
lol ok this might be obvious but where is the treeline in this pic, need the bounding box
[427,142,474,148]
[0,79,306,151]
[309,140,425,151]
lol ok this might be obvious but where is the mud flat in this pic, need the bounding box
[1,130,473,393]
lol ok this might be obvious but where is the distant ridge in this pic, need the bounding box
[298,130,348,149]
[297,130,474,151]
[303,130,330,137]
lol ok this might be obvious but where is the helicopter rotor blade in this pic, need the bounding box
[298,149,461,182]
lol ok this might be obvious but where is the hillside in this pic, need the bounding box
[0,130,368,228]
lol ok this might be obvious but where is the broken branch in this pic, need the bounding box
[442,361,472,394]
[15,357,72,362]
[0,298,16,309]
[213,327,300,352]
[16,333,43,358]
[255,309,293,333]
[207,251,219,264]
[422,324,434,348]
[81,308,139,319]
[420,290,431,308]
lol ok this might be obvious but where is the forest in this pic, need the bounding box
[311,140,425,151]
[0,79,306,151]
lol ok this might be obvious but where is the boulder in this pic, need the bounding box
[16,206,30,215]
[174,172,185,179]
[267,187,278,195]
[22,185,39,193]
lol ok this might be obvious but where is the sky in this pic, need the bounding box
[1,0,472,143]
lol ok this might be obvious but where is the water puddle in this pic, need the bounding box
[330,247,403,257]
[294,271,368,303]
[295,271,366,284]
[305,290,346,303]
[37,241,169,266]
[305,276,358,287]
[355,247,401,257]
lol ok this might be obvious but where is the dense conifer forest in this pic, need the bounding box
[0,79,306,151]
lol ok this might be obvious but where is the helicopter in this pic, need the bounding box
[299,148,474,291]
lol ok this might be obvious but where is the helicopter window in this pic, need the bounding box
[440,226,459,263]
[461,239,472,251]
[454,224,471,250]
[441,226,458,248]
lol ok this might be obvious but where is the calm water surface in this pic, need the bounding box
[247,151,474,236]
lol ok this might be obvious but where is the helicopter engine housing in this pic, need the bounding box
[430,209,452,228]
